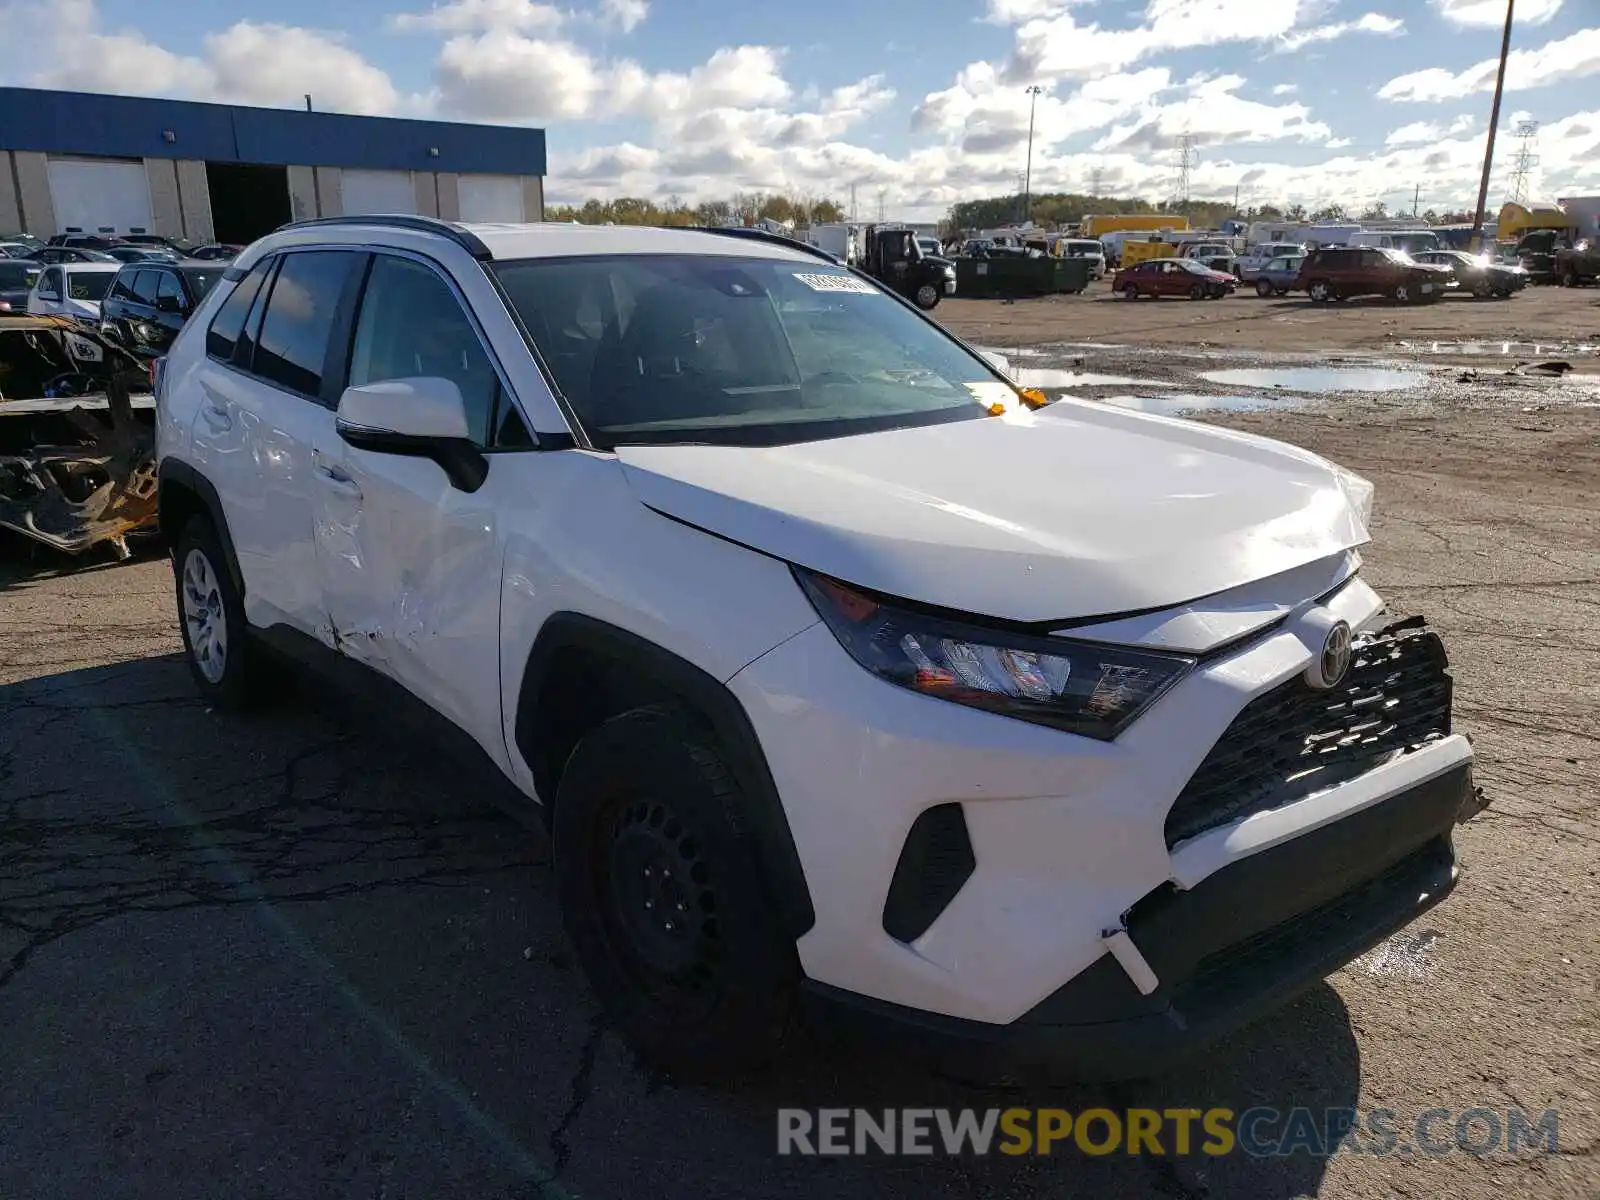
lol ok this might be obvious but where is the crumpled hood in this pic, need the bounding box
[617,400,1370,623]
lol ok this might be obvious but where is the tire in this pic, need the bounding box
[1308,280,1332,303]
[1393,283,1412,303]
[913,284,940,310]
[1559,268,1577,287]
[1256,279,1274,298]
[553,705,799,1080]
[1189,283,1205,300]
[1122,285,1140,301]
[1276,288,1290,297]
[1473,280,1492,299]
[172,514,273,710]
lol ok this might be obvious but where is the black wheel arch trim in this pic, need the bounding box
[157,459,245,598]
[516,612,816,939]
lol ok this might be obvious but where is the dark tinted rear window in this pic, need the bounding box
[180,267,219,300]
[251,251,358,398]
[0,262,39,288]
[206,258,273,361]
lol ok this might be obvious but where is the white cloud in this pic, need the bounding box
[1092,73,1333,153]
[1385,113,1473,146]
[389,0,565,33]
[1379,26,1600,101]
[1431,0,1562,28]
[598,0,648,32]
[1272,83,1299,95]
[20,3,407,115]
[1279,12,1405,53]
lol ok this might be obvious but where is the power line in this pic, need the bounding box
[1507,119,1539,205]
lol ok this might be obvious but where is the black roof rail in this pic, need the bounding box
[272,214,493,260]
[691,225,839,264]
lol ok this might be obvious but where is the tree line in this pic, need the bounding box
[948,192,1479,231]
[546,192,846,227]
[544,189,1479,232]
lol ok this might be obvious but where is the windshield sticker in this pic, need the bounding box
[793,272,879,294]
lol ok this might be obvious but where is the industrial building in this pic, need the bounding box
[0,88,546,244]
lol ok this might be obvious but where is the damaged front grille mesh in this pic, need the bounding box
[1164,619,1453,848]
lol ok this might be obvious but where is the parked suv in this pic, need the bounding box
[155,216,1482,1082]
[1298,246,1451,303]
[101,260,222,357]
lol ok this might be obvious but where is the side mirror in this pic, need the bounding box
[336,376,488,493]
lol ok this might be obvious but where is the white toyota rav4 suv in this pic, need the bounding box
[154,216,1483,1081]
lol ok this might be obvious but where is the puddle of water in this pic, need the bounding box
[1096,393,1303,415]
[1199,366,1423,393]
[1399,339,1597,356]
[1012,367,1142,388]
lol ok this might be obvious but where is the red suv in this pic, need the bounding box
[1297,246,1451,304]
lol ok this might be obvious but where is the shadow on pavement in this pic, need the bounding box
[0,652,1359,1199]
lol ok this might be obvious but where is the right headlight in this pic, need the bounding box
[796,570,1194,741]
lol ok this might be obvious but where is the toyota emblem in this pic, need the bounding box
[1307,620,1353,690]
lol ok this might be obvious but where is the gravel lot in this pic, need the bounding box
[2,288,1597,1199]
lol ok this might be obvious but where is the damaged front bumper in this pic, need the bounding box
[0,316,157,557]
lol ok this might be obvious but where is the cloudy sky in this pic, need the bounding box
[2,0,1597,218]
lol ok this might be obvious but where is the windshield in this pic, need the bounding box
[180,267,219,299]
[68,271,114,301]
[493,253,1005,448]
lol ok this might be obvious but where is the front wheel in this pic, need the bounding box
[553,706,799,1080]
[1256,279,1274,298]
[1189,283,1205,300]
[1393,283,1413,303]
[1122,285,1140,301]
[913,284,940,310]
[1308,280,1332,303]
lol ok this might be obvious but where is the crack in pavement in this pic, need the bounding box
[547,1016,606,1177]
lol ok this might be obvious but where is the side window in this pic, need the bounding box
[206,258,273,362]
[156,271,185,307]
[131,270,160,305]
[347,254,501,444]
[40,268,62,297]
[252,251,357,399]
[110,270,137,301]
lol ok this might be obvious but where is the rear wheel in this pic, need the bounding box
[1472,279,1492,299]
[172,515,275,710]
[1256,279,1274,298]
[1559,267,1578,287]
[1308,280,1332,303]
[1189,283,1205,300]
[553,706,799,1080]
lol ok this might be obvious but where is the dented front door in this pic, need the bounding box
[309,430,506,754]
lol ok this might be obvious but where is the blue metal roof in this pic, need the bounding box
[0,88,545,176]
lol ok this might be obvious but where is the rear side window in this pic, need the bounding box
[0,262,38,288]
[251,251,358,398]
[206,259,273,361]
[157,271,185,305]
[131,270,160,305]
[109,269,137,301]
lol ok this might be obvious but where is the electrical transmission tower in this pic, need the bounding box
[1088,166,1105,198]
[1174,132,1198,211]
[1507,120,1539,205]
[876,189,887,223]
[849,183,858,223]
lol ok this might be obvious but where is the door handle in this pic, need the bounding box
[311,456,362,499]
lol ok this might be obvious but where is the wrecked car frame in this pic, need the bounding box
[0,315,156,558]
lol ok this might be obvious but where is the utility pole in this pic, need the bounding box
[1175,132,1198,217]
[1023,84,1043,227]
[1233,181,1241,213]
[849,183,857,224]
[1470,0,1516,252]
[1414,184,1421,219]
[1507,120,1539,205]
[304,94,313,112]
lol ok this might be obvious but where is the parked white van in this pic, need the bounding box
[1350,230,1442,256]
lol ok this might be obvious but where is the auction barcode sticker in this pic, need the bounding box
[793,272,879,294]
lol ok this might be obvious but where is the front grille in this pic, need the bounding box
[1164,618,1452,848]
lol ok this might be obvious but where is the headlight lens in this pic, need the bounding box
[796,570,1194,740]
[1333,465,1375,528]
[943,265,956,279]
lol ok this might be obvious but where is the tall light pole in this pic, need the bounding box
[1022,85,1043,226]
[1470,0,1516,252]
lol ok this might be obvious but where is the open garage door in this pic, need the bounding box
[48,157,153,234]
[342,170,417,216]
[457,174,525,223]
